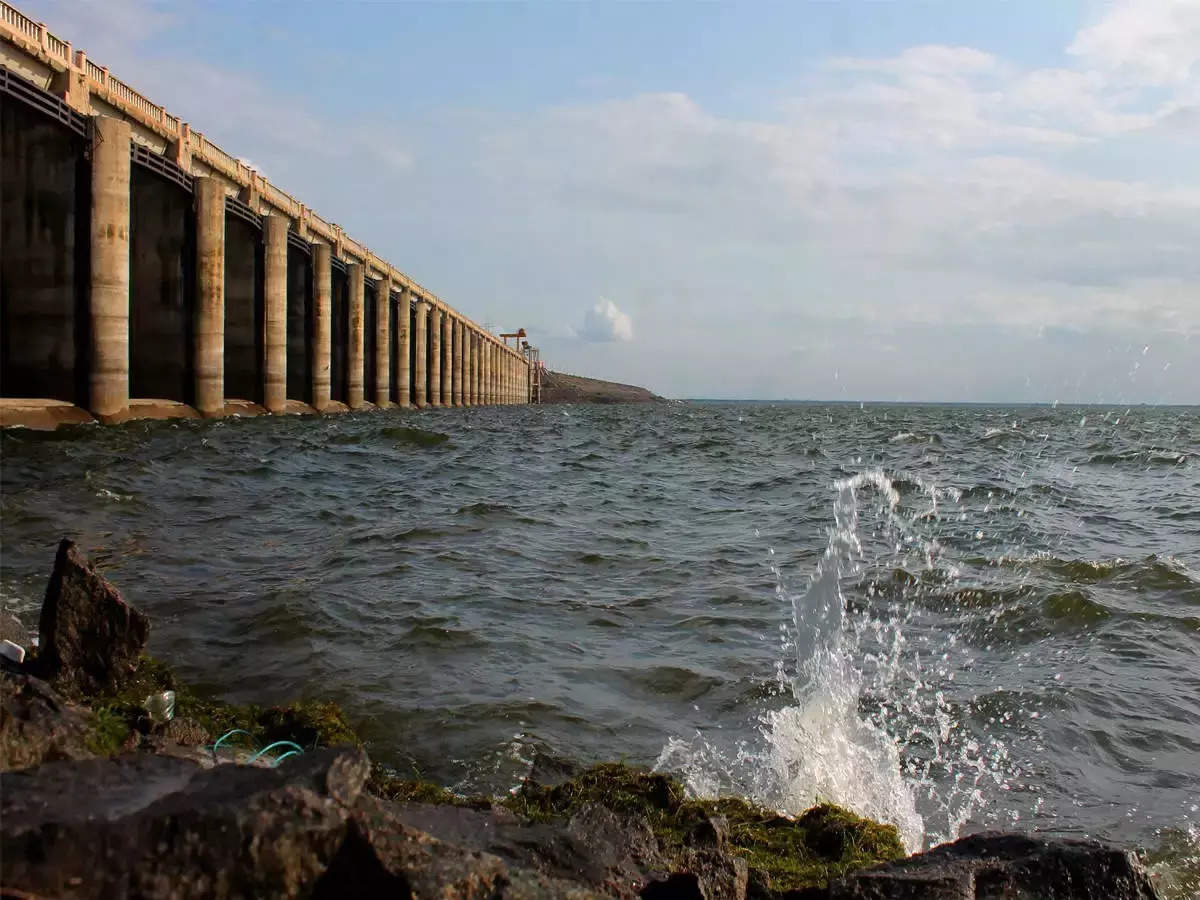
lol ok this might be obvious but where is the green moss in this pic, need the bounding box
[367,766,492,809]
[504,763,904,895]
[91,655,360,751]
[84,705,131,756]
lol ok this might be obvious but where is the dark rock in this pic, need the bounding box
[0,669,97,769]
[36,538,150,695]
[641,850,748,900]
[686,812,730,851]
[324,793,511,899]
[377,798,662,894]
[643,873,706,899]
[526,747,584,787]
[1,745,369,899]
[828,831,1160,900]
[372,797,749,899]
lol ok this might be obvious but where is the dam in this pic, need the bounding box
[0,1,535,429]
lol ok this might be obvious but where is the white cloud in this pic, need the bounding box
[1069,0,1200,86]
[578,299,633,343]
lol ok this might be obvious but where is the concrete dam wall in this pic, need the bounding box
[0,2,535,428]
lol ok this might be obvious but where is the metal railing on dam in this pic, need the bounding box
[0,1,537,428]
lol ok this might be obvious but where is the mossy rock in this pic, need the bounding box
[367,766,492,810]
[505,763,904,895]
[89,655,359,752]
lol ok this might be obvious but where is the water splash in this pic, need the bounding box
[761,471,922,851]
[659,468,1009,853]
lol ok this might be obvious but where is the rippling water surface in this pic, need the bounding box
[2,402,1198,882]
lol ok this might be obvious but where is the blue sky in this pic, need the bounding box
[41,0,1200,402]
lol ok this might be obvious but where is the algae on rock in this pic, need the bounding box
[506,762,905,895]
[89,654,360,754]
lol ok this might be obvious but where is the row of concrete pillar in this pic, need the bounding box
[90,115,531,421]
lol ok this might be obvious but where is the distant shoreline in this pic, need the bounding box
[539,370,664,404]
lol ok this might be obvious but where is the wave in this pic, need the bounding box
[380,426,450,448]
[981,427,1028,442]
[996,554,1199,594]
[889,431,943,445]
[1086,449,1191,467]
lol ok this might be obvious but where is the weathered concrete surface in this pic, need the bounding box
[124,399,202,421]
[375,276,392,408]
[0,398,95,429]
[89,115,131,421]
[454,319,465,407]
[468,331,478,406]
[311,243,332,411]
[429,306,443,408]
[283,399,320,416]
[263,215,289,413]
[540,371,663,405]
[222,399,268,418]
[442,311,453,408]
[396,288,412,408]
[347,262,365,410]
[193,177,226,418]
[413,299,429,409]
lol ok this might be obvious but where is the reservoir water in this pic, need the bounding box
[2,402,1197,887]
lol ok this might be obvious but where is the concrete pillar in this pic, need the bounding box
[441,312,453,407]
[446,319,453,408]
[486,343,494,405]
[88,116,130,420]
[494,346,501,405]
[262,215,288,413]
[460,327,470,407]
[376,276,391,407]
[454,319,465,407]
[480,342,489,405]
[312,243,332,410]
[396,287,411,408]
[446,317,457,407]
[347,262,365,409]
[488,344,497,405]
[194,177,225,417]
[476,336,484,405]
[471,333,479,406]
[413,299,428,409]
[428,306,442,407]
[466,332,475,406]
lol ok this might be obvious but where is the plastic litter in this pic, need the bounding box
[143,690,176,724]
[0,639,25,665]
[209,728,304,767]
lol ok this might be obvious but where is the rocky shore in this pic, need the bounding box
[539,371,664,405]
[0,540,1161,898]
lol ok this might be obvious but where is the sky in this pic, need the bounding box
[37,0,1200,403]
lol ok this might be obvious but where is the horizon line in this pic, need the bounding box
[669,398,1198,408]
